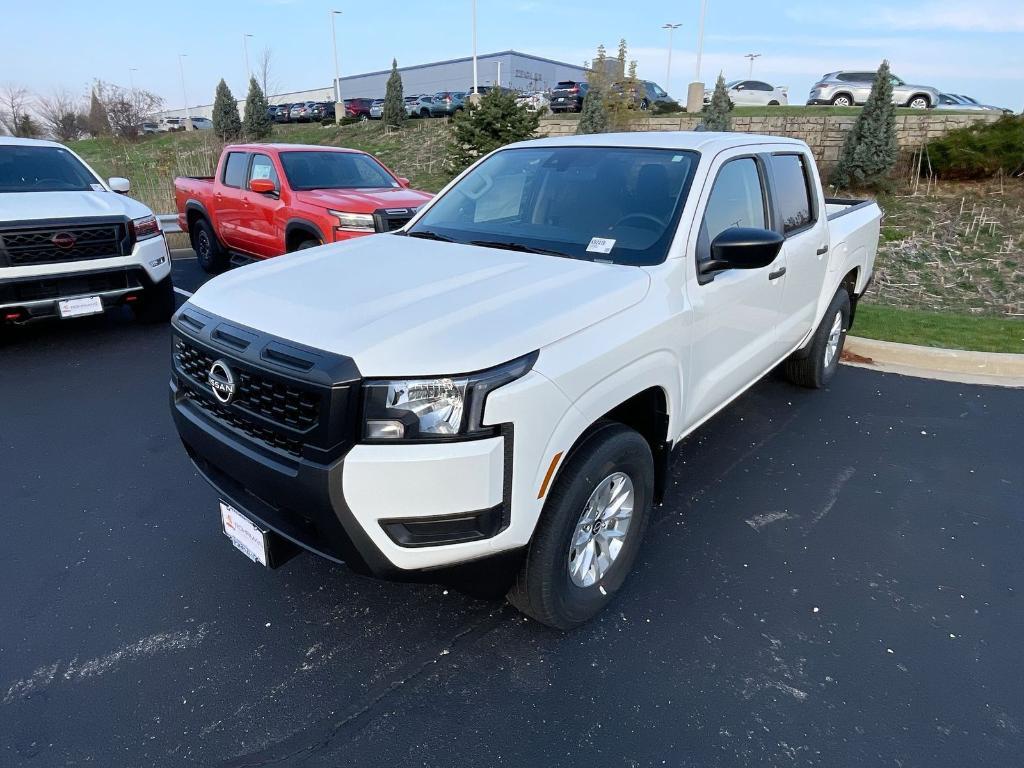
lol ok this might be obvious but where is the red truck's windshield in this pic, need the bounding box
[279,151,399,191]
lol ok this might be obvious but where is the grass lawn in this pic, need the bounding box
[853,304,1024,354]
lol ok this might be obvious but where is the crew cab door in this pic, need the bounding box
[767,152,832,351]
[683,152,787,427]
[238,153,286,258]
[214,150,251,251]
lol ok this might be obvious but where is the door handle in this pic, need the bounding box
[768,267,787,280]
[816,245,829,255]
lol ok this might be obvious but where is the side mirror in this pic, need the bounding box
[249,178,278,195]
[397,177,410,188]
[108,177,131,194]
[700,227,784,275]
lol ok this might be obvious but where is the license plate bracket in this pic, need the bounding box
[58,295,103,319]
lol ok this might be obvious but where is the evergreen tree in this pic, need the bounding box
[832,60,898,190]
[576,84,609,134]
[448,88,541,171]
[212,79,241,141]
[383,58,405,127]
[702,74,732,131]
[243,77,272,139]
[86,89,109,137]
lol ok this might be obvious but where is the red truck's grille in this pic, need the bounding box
[0,221,129,267]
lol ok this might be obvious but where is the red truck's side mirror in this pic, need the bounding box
[250,178,278,195]
[397,177,410,188]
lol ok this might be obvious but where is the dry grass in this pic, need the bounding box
[870,179,1024,317]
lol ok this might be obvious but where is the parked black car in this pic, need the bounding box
[310,101,336,121]
[270,104,295,123]
[549,81,589,113]
[613,80,674,111]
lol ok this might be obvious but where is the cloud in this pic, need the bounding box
[786,0,1024,33]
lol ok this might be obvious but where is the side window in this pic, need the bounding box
[752,81,773,92]
[699,158,767,262]
[248,154,279,186]
[771,154,815,234]
[223,152,249,188]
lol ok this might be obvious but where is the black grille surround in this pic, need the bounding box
[171,307,361,463]
[0,217,131,268]
[372,207,416,233]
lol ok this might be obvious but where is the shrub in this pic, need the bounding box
[243,77,272,140]
[702,74,732,131]
[927,116,1024,179]
[653,100,684,115]
[383,59,405,127]
[832,60,898,190]
[212,79,241,141]
[448,87,541,171]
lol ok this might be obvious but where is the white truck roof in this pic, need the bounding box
[515,131,808,153]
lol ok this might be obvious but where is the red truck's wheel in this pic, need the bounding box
[193,219,229,273]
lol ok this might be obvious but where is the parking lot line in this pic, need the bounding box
[173,287,193,298]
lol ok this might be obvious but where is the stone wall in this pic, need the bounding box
[536,112,1000,168]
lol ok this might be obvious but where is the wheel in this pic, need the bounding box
[420,108,431,118]
[640,99,650,111]
[908,95,930,109]
[768,100,780,106]
[192,218,228,273]
[359,114,369,122]
[132,275,176,324]
[507,423,654,630]
[783,287,851,388]
[830,94,854,107]
[295,239,320,251]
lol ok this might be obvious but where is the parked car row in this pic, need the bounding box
[806,70,1010,112]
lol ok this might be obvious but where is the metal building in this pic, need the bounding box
[336,50,587,98]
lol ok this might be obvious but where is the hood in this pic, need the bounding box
[187,235,651,377]
[293,187,433,213]
[0,190,152,223]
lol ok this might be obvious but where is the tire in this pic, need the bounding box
[507,423,654,630]
[908,95,930,109]
[768,100,780,106]
[420,108,430,118]
[132,275,176,324]
[783,287,851,389]
[830,94,854,107]
[640,99,650,111]
[295,239,320,251]
[192,218,228,273]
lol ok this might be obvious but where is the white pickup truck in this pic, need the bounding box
[170,132,880,628]
[0,137,174,327]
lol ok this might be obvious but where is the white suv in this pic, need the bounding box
[0,137,174,326]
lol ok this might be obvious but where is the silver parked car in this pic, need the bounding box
[807,71,940,109]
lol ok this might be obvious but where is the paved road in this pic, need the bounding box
[2,255,1022,767]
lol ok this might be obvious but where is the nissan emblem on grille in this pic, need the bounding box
[51,231,77,249]
[208,360,237,404]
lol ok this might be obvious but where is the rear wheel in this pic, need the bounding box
[908,95,930,109]
[830,94,854,107]
[768,100,780,106]
[420,108,431,118]
[132,275,176,324]
[507,423,654,630]
[193,218,228,273]
[783,287,851,388]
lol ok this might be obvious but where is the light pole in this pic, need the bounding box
[496,60,501,89]
[177,53,193,130]
[471,0,479,99]
[662,23,681,96]
[243,33,253,81]
[330,10,342,123]
[128,67,138,91]
[745,52,761,78]
[695,0,708,82]
[686,0,710,113]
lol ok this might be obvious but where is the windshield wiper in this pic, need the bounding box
[404,229,456,242]
[468,240,571,258]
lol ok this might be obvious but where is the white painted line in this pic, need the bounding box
[173,287,194,298]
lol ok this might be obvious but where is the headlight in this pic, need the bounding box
[329,209,375,232]
[362,352,537,441]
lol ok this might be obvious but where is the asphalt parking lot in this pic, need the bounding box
[2,252,1023,767]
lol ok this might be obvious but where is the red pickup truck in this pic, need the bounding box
[174,144,433,272]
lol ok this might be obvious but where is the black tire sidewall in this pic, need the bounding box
[817,290,851,385]
[194,221,216,271]
[526,427,654,628]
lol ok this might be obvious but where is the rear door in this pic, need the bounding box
[768,151,831,351]
[214,151,250,250]
[683,150,787,427]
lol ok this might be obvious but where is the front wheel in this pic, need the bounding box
[507,423,654,630]
[830,94,854,107]
[908,95,930,109]
[783,287,851,388]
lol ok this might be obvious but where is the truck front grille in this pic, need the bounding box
[373,208,416,233]
[0,221,129,267]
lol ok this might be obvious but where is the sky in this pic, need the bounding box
[2,0,1021,111]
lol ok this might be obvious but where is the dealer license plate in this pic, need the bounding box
[220,501,268,566]
[58,296,103,318]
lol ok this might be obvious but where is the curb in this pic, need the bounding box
[842,336,1024,388]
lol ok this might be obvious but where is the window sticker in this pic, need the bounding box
[251,165,273,180]
[586,237,616,254]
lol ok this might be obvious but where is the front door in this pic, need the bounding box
[238,153,286,258]
[683,153,787,428]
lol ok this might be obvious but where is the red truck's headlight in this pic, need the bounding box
[131,215,160,241]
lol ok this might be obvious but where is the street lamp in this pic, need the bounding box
[745,52,762,78]
[695,0,708,82]
[686,0,710,113]
[243,33,254,81]
[330,10,342,123]
[128,67,138,91]
[177,53,193,130]
[471,0,479,99]
[662,23,681,96]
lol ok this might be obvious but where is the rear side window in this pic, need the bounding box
[223,152,248,188]
[771,154,815,234]
[701,158,767,252]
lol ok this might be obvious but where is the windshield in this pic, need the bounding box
[279,151,399,191]
[0,145,100,193]
[408,146,699,266]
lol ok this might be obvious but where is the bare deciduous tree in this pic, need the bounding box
[257,47,278,99]
[37,88,86,141]
[95,80,163,140]
[0,83,33,136]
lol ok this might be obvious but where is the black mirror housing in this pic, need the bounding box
[701,227,784,275]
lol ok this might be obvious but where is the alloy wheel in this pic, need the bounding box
[824,310,843,369]
[567,472,635,588]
